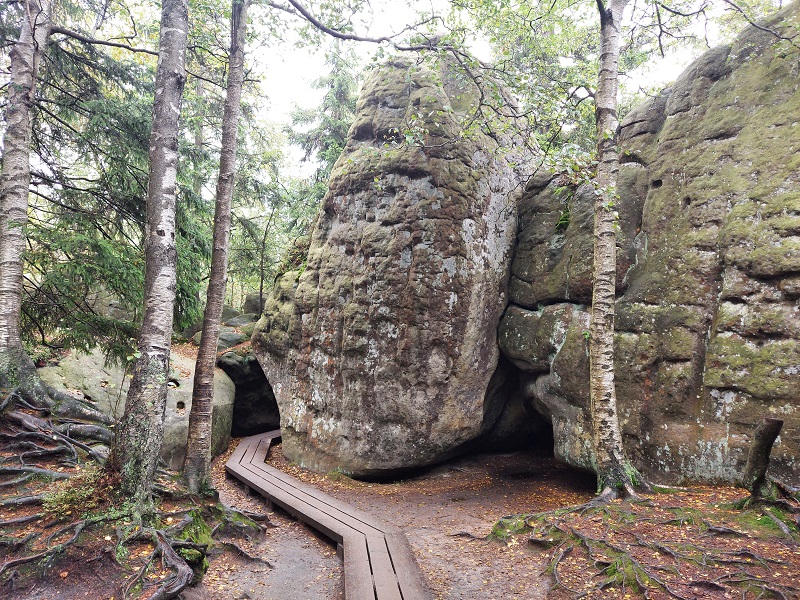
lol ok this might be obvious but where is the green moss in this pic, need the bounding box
[728,508,795,538]
[705,336,798,399]
[327,467,353,482]
[178,510,213,546]
[489,514,533,541]
[177,509,213,576]
[662,327,696,361]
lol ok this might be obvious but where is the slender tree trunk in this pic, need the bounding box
[589,0,645,498]
[0,0,53,390]
[742,418,783,500]
[111,0,189,509]
[183,0,248,493]
[0,0,109,428]
[193,77,205,199]
[258,206,276,314]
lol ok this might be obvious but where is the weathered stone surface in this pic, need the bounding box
[252,56,534,476]
[509,163,646,308]
[225,313,257,327]
[502,5,800,484]
[243,292,264,316]
[192,326,247,351]
[217,347,280,437]
[38,350,234,469]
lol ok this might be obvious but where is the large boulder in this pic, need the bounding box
[38,350,235,469]
[192,326,248,351]
[252,56,534,476]
[501,5,800,484]
[243,292,264,316]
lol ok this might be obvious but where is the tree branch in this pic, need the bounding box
[49,25,224,86]
[720,0,799,44]
[265,0,444,50]
[49,26,158,55]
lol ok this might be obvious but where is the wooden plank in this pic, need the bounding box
[228,432,431,600]
[366,535,402,600]
[251,435,273,467]
[228,460,349,543]
[247,460,390,535]
[239,461,387,539]
[225,436,251,469]
[234,458,385,542]
[240,433,264,466]
[384,531,432,600]
[237,432,388,535]
[225,431,279,477]
[343,533,375,600]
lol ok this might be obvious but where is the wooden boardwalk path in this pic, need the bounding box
[225,431,432,600]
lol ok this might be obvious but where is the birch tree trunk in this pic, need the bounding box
[111,0,189,509]
[0,0,53,392]
[590,0,646,498]
[183,0,248,493]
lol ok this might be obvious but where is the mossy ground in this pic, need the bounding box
[498,486,800,598]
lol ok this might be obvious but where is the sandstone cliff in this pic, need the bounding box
[502,4,800,483]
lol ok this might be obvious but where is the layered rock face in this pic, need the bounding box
[252,57,533,476]
[502,5,800,483]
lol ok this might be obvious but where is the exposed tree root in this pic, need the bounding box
[215,540,272,565]
[0,347,111,426]
[4,408,108,463]
[0,513,43,527]
[0,465,71,479]
[0,474,33,488]
[0,475,265,597]
[122,530,195,600]
[0,494,44,508]
[0,358,256,598]
[0,532,37,550]
[0,517,91,578]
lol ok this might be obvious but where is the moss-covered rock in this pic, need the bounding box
[252,55,534,477]
[501,3,800,484]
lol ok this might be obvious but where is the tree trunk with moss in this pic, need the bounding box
[742,418,784,500]
[589,0,646,499]
[183,0,248,494]
[110,0,189,509]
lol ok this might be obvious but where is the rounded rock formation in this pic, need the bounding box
[252,56,533,476]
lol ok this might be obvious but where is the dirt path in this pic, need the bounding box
[206,440,596,600]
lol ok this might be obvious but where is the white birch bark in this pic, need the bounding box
[590,0,646,497]
[0,0,53,374]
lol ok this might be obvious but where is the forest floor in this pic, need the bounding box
[2,435,799,600]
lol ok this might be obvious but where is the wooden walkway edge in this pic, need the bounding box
[225,431,432,600]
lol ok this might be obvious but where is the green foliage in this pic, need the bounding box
[226,45,358,308]
[42,465,121,520]
[16,5,214,361]
[288,43,359,198]
[555,203,570,233]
